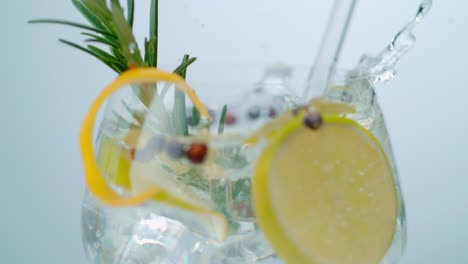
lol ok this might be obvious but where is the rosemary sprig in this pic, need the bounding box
[30,0,230,136]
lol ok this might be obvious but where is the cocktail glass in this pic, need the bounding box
[80,65,406,263]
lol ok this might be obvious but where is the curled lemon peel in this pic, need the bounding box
[79,68,212,207]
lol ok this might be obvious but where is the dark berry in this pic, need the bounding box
[166,141,186,159]
[268,108,277,118]
[187,143,208,164]
[247,106,261,120]
[304,112,323,130]
[225,112,237,125]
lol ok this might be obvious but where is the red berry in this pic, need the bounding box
[225,112,237,125]
[187,143,208,164]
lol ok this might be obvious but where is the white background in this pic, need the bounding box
[1,0,467,263]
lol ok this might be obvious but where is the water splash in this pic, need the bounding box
[348,0,432,83]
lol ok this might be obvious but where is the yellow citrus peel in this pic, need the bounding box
[79,68,211,207]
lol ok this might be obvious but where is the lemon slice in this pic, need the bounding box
[253,112,398,264]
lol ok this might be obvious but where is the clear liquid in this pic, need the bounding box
[81,1,431,262]
[82,76,406,264]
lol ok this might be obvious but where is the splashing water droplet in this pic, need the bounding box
[348,0,432,84]
[128,43,137,55]
[415,0,432,23]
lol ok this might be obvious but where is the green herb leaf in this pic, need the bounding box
[218,105,228,134]
[173,57,198,75]
[150,0,159,67]
[87,45,122,64]
[28,19,113,37]
[144,37,158,67]
[72,0,109,33]
[127,0,135,28]
[173,55,190,136]
[192,107,200,126]
[59,39,124,73]
[111,46,127,63]
[82,32,120,49]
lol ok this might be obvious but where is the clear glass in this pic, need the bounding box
[81,65,406,263]
[77,0,425,262]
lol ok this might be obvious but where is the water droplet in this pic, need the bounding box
[96,230,102,238]
[359,187,365,193]
[94,242,100,249]
[368,192,375,197]
[415,0,432,23]
[87,224,93,230]
[359,171,365,177]
[128,43,137,55]
[200,24,205,29]
[348,0,431,85]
